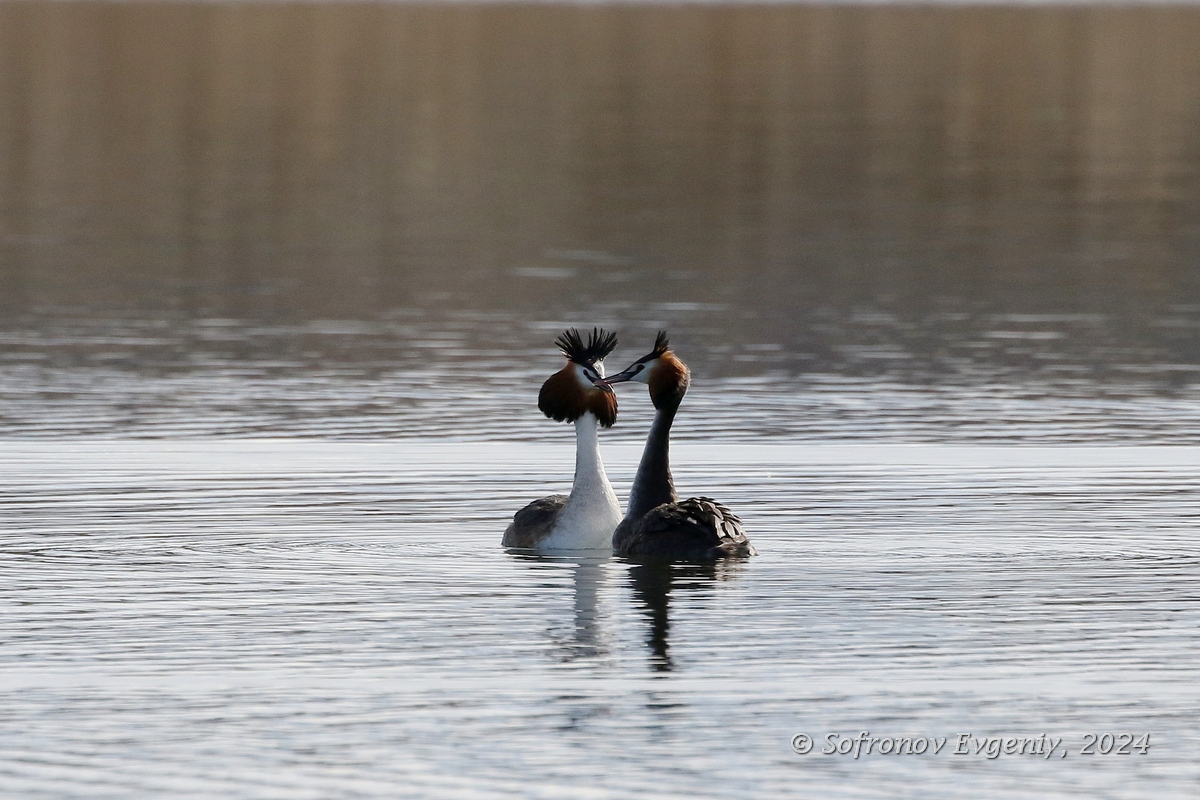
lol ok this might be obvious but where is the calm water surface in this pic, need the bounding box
[4,441,1200,798]
[3,3,1200,798]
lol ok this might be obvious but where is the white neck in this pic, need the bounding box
[541,413,622,551]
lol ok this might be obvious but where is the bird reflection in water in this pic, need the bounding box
[507,552,610,661]
[626,560,746,672]
[506,551,748,670]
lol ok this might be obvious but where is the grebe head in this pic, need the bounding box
[538,327,619,427]
[601,331,691,410]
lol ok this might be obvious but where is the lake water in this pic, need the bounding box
[3,3,1200,798]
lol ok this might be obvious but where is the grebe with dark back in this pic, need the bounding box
[602,332,756,560]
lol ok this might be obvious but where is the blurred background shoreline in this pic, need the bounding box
[2,3,1200,440]
[3,4,1198,316]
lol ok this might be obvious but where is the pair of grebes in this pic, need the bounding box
[504,328,756,560]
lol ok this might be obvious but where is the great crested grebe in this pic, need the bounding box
[601,332,756,559]
[503,328,623,550]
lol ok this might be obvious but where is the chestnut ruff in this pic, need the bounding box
[539,366,618,428]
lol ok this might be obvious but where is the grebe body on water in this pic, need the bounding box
[602,332,756,560]
[503,328,623,551]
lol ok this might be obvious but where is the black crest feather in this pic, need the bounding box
[650,331,671,358]
[554,327,618,365]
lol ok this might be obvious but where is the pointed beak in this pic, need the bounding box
[590,374,616,394]
[598,367,639,388]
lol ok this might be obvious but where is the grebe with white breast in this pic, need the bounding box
[601,332,756,560]
[502,328,623,551]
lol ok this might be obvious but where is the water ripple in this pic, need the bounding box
[2,441,1199,798]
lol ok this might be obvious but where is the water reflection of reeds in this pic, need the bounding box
[2,4,1198,323]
